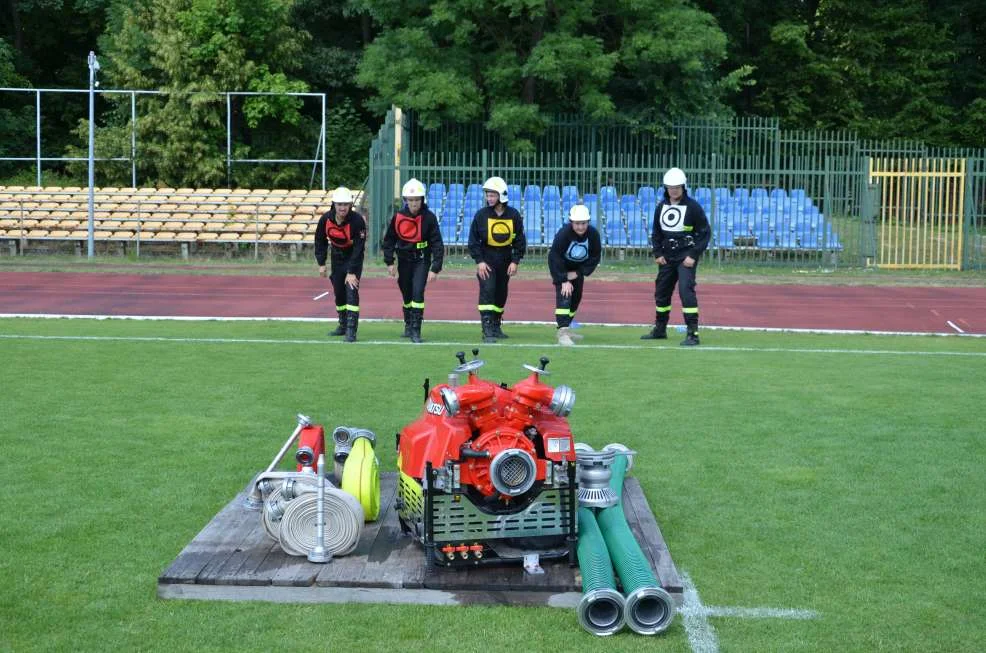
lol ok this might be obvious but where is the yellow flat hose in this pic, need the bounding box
[341,436,380,521]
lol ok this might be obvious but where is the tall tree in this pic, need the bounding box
[96,0,311,186]
[353,0,746,148]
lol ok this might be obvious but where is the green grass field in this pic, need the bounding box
[1,317,984,652]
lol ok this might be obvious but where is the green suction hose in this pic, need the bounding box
[576,506,625,636]
[596,453,676,635]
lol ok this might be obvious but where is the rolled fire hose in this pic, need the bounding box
[278,487,365,557]
[261,475,320,541]
[576,506,626,636]
[341,436,381,521]
[262,485,285,540]
[596,453,676,635]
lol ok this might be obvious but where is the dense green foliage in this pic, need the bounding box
[0,0,983,184]
[1,317,985,651]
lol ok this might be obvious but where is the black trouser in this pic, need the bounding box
[397,254,430,311]
[654,258,699,333]
[330,257,360,318]
[477,251,512,316]
[554,276,584,328]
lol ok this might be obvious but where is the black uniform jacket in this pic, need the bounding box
[381,205,444,273]
[548,224,602,284]
[650,193,711,261]
[314,209,367,275]
[467,205,527,265]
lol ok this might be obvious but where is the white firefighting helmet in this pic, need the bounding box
[401,178,426,199]
[569,205,591,222]
[331,186,354,204]
[482,176,509,203]
[662,167,687,187]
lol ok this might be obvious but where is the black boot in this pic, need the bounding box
[681,313,699,346]
[480,313,497,343]
[401,307,412,338]
[344,312,359,342]
[410,309,423,344]
[329,311,347,336]
[492,313,509,339]
[640,316,668,340]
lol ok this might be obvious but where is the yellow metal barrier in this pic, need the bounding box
[868,158,966,270]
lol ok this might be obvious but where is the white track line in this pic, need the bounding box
[680,572,720,653]
[312,291,329,301]
[1,333,984,358]
[0,312,983,338]
[679,571,819,653]
[947,320,965,334]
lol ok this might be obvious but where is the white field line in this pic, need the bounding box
[680,571,720,653]
[1,332,984,358]
[0,312,984,338]
[679,571,819,653]
[947,320,965,334]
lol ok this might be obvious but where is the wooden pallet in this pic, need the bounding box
[158,472,681,607]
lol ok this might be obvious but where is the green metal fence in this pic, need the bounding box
[367,114,986,270]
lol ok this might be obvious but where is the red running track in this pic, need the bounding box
[1,271,985,335]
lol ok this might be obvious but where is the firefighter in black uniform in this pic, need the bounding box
[314,186,367,342]
[641,167,711,346]
[467,176,526,343]
[382,178,444,344]
[548,204,601,346]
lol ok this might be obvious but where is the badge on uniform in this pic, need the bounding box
[486,218,515,246]
[565,241,589,262]
[660,205,688,232]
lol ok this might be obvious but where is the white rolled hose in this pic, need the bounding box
[277,487,365,557]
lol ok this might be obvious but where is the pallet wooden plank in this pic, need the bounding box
[389,528,426,589]
[270,556,321,587]
[198,508,269,585]
[159,471,680,604]
[159,493,254,584]
[314,473,400,587]
[621,478,682,594]
[226,539,280,586]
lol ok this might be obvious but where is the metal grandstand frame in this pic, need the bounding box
[0,86,327,189]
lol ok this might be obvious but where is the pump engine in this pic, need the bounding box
[396,351,578,567]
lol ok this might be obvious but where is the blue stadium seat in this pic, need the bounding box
[638,187,657,221]
[523,184,541,205]
[714,220,733,249]
[602,201,626,246]
[524,200,542,240]
[714,187,731,203]
[466,183,483,201]
[542,200,562,243]
[440,217,459,243]
[751,188,768,202]
[542,185,561,204]
[445,185,464,222]
[561,185,579,205]
[427,183,445,217]
[582,193,599,225]
[733,187,749,203]
[769,188,786,200]
[599,186,617,204]
[507,184,522,207]
[463,195,484,223]
[621,195,647,246]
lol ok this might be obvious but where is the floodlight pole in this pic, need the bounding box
[87,51,100,259]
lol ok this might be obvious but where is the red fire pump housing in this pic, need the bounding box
[396,354,578,567]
